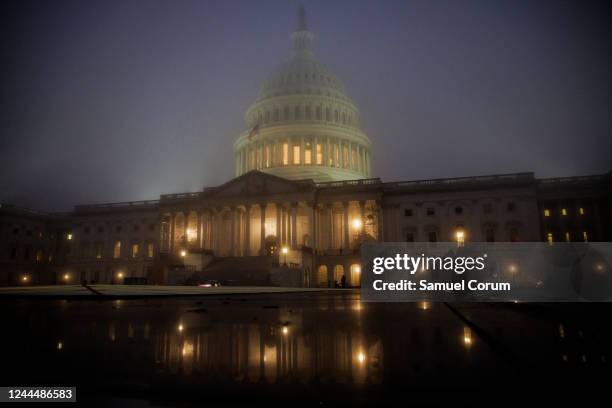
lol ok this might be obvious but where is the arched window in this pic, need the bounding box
[349,264,361,287]
[317,265,328,287]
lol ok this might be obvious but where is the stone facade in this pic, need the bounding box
[1,171,609,287]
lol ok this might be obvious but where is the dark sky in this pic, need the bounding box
[1,0,610,211]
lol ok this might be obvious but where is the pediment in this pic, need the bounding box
[208,171,313,198]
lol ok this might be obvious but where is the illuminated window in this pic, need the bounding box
[95,243,103,259]
[351,148,357,169]
[546,233,553,244]
[561,208,567,216]
[304,142,312,164]
[132,244,139,258]
[147,242,154,258]
[455,229,465,246]
[36,249,43,262]
[113,241,121,259]
[256,145,262,169]
[544,209,550,217]
[582,231,588,242]
[564,232,570,242]
[316,143,323,165]
[579,207,585,215]
[293,145,301,164]
[282,143,289,165]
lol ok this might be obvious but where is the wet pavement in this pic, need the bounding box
[0,292,610,406]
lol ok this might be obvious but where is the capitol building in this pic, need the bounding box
[0,9,610,287]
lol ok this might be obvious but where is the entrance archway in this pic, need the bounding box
[349,263,361,287]
[333,265,344,287]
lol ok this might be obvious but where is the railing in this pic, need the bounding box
[538,174,607,184]
[316,178,382,188]
[0,203,70,218]
[75,200,159,211]
[387,172,534,188]
[160,192,202,200]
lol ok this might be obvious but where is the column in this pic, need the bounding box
[214,209,221,254]
[338,141,343,168]
[289,138,294,165]
[197,212,202,249]
[326,137,331,167]
[290,203,298,249]
[275,203,282,248]
[328,204,334,250]
[230,207,236,256]
[183,213,188,248]
[300,136,305,166]
[309,203,317,250]
[377,202,384,241]
[359,201,365,241]
[244,205,251,256]
[343,202,350,250]
[259,203,267,255]
[169,213,175,253]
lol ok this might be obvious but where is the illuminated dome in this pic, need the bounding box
[234,7,372,182]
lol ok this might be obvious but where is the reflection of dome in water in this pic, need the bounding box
[233,7,372,182]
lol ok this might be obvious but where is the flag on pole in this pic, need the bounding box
[247,123,260,140]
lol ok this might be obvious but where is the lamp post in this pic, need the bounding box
[281,246,288,266]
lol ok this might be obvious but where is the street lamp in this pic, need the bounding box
[281,246,288,265]
[351,218,362,230]
[63,273,70,283]
[455,230,465,247]
[180,249,187,257]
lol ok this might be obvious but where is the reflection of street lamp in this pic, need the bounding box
[281,246,288,265]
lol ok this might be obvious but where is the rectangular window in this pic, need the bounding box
[428,231,437,243]
[113,241,121,259]
[485,229,495,243]
[406,233,414,242]
[561,208,567,216]
[305,106,312,119]
[316,106,322,120]
[544,209,550,217]
[546,233,553,244]
[483,203,492,214]
[510,228,519,242]
[132,244,139,258]
[404,209,413,217]
[565,232,571,242]
[147,242,154,258]
[579,207,585,215]
[265,145,271,168]
[282,143,289,165]
[316,143,323,165]
[304,142,312,164]
[582,231,588,242]
[426,208,435,216]
[293,145,301,164]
